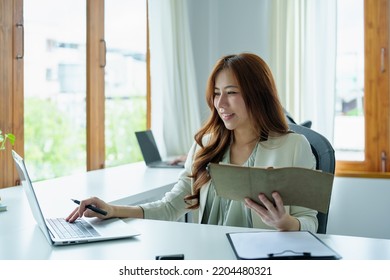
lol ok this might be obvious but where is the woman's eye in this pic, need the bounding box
[214,92,221,96]
[227,91,237,94]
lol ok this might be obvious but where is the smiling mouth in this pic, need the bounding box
[221,113,234,120]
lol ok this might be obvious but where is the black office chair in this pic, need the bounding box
[288,123,335,234]
[284,108,312,128]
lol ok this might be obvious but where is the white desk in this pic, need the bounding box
[1,162,390,260]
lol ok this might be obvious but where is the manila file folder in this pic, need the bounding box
[207,163,334,213]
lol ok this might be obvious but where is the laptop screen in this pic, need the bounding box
[135,130,162,164]
[12,150,54,244]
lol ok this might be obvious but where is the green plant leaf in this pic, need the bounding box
[6,133,16,145]
[0,131,15,150]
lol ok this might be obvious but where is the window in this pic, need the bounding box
[104,0,147,167]
[335,0,390,176]
[24,0,87,180]
[334,0,365,162]
[0,0,149,186]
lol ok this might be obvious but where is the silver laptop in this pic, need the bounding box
[12,150,140,246]
[135,130,184,168]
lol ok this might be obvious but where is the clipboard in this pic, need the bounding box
[207,163,334,213]
[226,231,341,260]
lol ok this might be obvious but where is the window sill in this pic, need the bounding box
[335,171,390,179]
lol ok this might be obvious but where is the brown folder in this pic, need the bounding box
[207,163,334,213]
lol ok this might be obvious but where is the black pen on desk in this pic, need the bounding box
[71,199,108,216]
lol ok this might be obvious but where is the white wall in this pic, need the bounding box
[327,177,390,239]
[186,0,271,121]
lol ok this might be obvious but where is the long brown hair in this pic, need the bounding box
[184,53,289,209]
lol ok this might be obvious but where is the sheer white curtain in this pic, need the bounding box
[269,0,337,143]
[148,0,201,157]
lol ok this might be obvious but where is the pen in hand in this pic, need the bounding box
[71,199,108,216]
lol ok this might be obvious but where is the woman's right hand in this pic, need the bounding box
[66,197,114,223]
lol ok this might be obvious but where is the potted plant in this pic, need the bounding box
[0,130,15,151]
[0,130,16,211]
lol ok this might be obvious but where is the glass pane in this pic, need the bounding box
[105,0,147,167]
[24,0,86,181]
[334,0,365,161]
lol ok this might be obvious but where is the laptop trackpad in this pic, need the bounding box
[85,217,139,236]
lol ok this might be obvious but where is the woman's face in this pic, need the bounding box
[213,69,251,132]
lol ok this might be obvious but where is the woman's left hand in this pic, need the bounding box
[244,192,300,231]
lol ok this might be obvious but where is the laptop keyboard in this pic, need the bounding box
[47,218,100,239]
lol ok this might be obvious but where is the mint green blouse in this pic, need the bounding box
[201,143,259,227]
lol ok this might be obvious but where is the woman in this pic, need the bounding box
[67,53,318,232]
